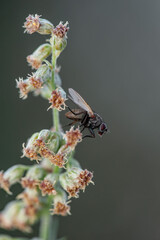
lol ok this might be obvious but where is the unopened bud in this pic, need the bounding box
[22,132,40,162]
[0,165,28,194]
[34,64,51,81]
[50,190,71,216]
[21,165,44,189]
[38,130,61,153]
[27,44,52,69]
[0,201,22,228]
[66,158,81,169]
[60,167,93,198]
[24,14,53,35]
[0,201,32,232]
[25,165,44,180]
[54,37,67,51]
[40,158,53,173]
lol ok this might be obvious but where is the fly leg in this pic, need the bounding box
[67,107,84,116]
[79,112,88,132]
[82,127,95,139]
[80,125,85,133]
[63,120,79,128]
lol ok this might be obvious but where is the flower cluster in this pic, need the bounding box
[0,14,94,238]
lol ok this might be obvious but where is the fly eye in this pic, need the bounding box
[100,123,107,131]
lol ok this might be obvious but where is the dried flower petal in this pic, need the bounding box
[48,89,66,111]
[17,191,39,206]
[24,14,41,34]
[53,21,69,38]
[60,168,94,198]
[22,143,41,162]
[28,74,43,89]
[16,78,30,99]
[21,177,39,189]
[78,169,94,190]
[27,55,41,69]
[39,179,56,196]
[66,185,80,198]
[51,201,71,216]
[50,152,66,168]
[64,127,82,150]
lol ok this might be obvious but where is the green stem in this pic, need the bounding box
[49,216,59,240]
[51,36,59,131]
[40,213,59,240]
[40,34,60,240]
[39,213,50,240]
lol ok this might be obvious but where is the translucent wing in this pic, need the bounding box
[65,109,85,120]
[68,88,94,117]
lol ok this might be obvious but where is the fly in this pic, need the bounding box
[65,88,108,138]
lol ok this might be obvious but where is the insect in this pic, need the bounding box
[65,88,108,138]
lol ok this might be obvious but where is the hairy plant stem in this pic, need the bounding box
[51,37,59,131]
[39,212,51,240]
[40,36,60,240]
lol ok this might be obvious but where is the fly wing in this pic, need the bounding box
[68,88,94,117]
[65,109,85,120]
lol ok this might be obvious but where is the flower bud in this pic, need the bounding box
[64,126,82,150]
[17,190,40,225]
[34,64,51,81]
[54,36,67,51]
[48,88,67,111]
[25,165,45,180]
[66,158,81,169]
[39,174,57,196]
[50,190,71,216]
[60,167,93,198]
[17,188,39,204]
[40,158,53,173]
[0,201,33,232]
[27,44,52,69]
[38,129,51,141]
[16,78,32,99]
[0,201,22,230]
[0,165,28,194]
[21,165,44,189]
[53,21,69,39]
[27,73,43,89]
[24,14,53,35]
[22,132,40,162]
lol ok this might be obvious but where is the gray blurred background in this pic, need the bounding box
[1,0,160,239]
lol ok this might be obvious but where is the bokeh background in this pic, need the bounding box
[1,0,160,239]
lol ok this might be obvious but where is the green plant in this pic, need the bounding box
[0,14,93,240]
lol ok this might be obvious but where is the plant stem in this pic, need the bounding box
[39,34,61,240]
[51,36,59,131]
[49,216,59,240]
[40,213,59,240]
[39,213,50,240]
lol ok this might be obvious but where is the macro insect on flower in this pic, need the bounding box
[65,88,108,138]
[0,13,108,240]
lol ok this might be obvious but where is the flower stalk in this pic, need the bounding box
[0,14,94,240]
